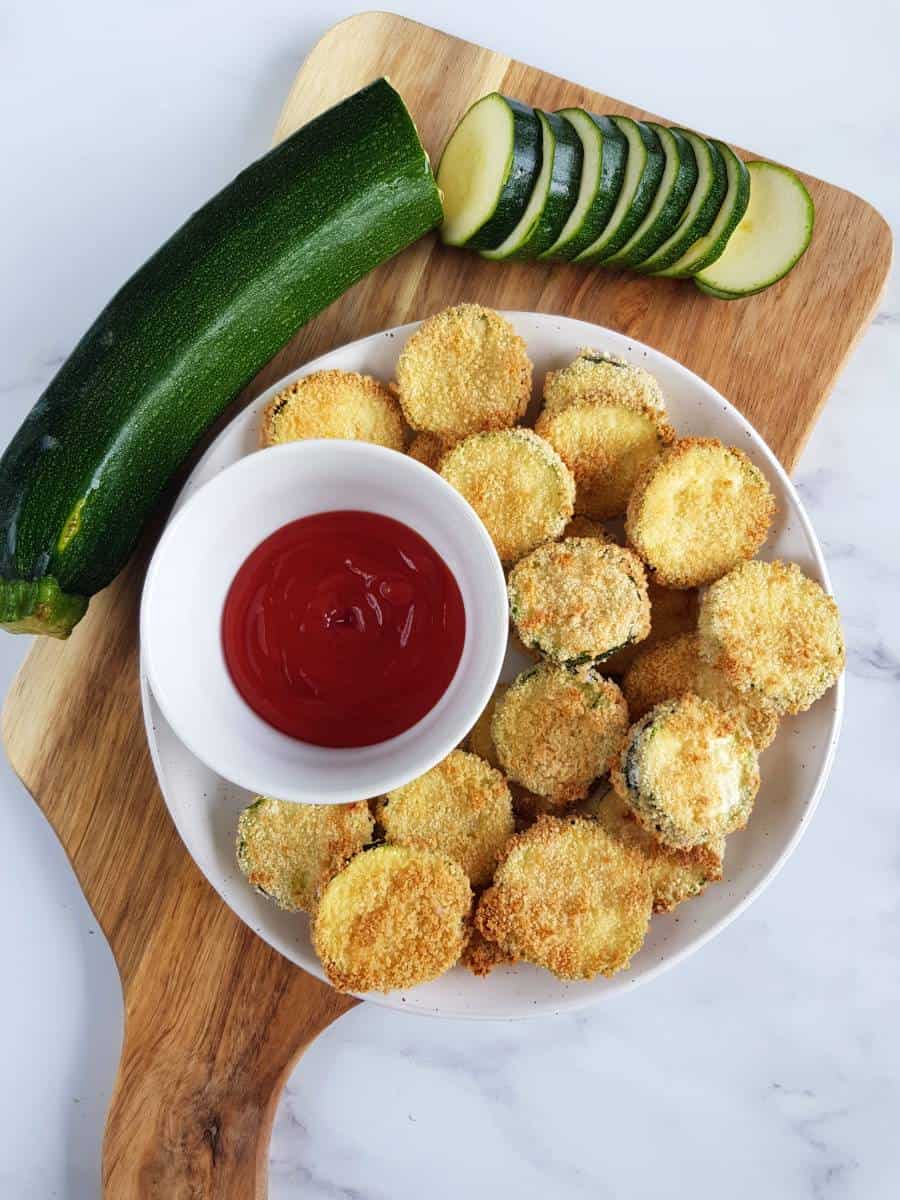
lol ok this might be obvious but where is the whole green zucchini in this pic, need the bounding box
[0,78,442,637]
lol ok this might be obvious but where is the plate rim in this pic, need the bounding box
[139,311,845,1021]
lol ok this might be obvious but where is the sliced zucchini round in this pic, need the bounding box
[538,110,628,261]
[637,131,728,274]
[438,93,542,249]
[694,161,814,297]
[655,141,750,277]
[574,117,665,264]
[602,125,698,268]
[483,111,582,260]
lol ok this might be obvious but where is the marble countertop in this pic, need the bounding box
[2,2,898,1196]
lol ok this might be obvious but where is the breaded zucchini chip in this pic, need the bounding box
[377,749,514,888]
[475,816,653,979]
[236,796,373,912]
[440,429,575,563]
[698,560,845,714]
[508,539,650,667]
[588,790,724,914]
[536,399,674,519]
[612,695,760,848]
[601,580,699,676]
[543,349,666,416]
[261,370,405,450]
[624,632,779,750]
[492,663,628,803]
[396,303,532,439]
[312,844,471,992]
[461,928,515,977]
[407,431,452,470]
[626,437,775,587]
[466,684,508,769]
[562,515,613,541]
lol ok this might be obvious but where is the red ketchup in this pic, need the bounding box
[221,510,466,747]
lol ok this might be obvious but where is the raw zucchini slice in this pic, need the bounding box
[637,132,728,274]
[574,117,665,264]
[655,141,750,277]
[602,125,698,268]
[483,111,582,260]
[538,110,628,261]
[438,94,542,249]
[694,161,814,297]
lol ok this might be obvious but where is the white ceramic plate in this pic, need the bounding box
[141,312,843,1020]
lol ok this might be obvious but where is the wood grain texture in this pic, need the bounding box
[2,12,891,1197]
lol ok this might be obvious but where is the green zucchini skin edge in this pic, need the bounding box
[461,98,543,251]
[638,132,728,275]
[538,112,628,262]
[605,126,698,268]
[0,78,442,637]
[507,111,583,259]
[576,118,666,264]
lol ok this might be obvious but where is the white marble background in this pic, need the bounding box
[2,1,898,1196]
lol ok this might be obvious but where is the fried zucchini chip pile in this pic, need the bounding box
[313,844,471,993]
[242,312,845,993]
[476,816,653,980]
[236,796,374,912]
[261,369,405,450]
[377,749,514,888]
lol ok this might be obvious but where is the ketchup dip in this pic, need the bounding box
[221,510,466,747]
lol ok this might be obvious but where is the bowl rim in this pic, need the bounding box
[140,310,844,1020]
[139,437,508,803]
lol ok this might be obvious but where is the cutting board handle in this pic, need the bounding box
[103,949,357,1198]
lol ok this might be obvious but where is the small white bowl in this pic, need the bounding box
[140,439,508,803]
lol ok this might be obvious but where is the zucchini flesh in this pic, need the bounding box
[485,111,582,260]
[438,94,542,250]
[574,117,665,263]
[656,141,750,277]
[694,161,814,296]
[538,110,628,261]
[603,125,698,268]
[638,131,728,274]
[0,78,442,637]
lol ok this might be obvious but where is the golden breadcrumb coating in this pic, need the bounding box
[260,370,405,450]
[440,428,575,563]
[536,399,675,519]
[395,304,532,439]
[612,695,760,848]
[624,633,779,750]
[626,437,775,588]
[461,928,515,977]
[466,684,508,769]
[377,750,514,888]
[585,789,724,914]
[601,581,699,676]
[475,816,653,979]
[492,663,628,803]
[236,796,373,912]
[508,539,650,666]
[542,350,666,416]
[407,431,453,470]
[312,844,471,993]
[698,560,845,714]
[510,785,571,827]
[562,515,613,541]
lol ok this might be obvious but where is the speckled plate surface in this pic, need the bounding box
[140,312,843,1020]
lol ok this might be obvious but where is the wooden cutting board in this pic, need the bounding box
[3,12,891,1198]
